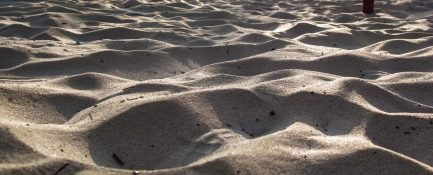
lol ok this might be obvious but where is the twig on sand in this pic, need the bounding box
[112,153,125,166]
[54,163,69,175]
[89,113,93,120]
[127,97,139,101]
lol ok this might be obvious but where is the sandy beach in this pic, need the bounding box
[1,0,433,174]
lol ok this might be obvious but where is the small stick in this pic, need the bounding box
[112,153,125,166]
[89,113,93,120]
[54,163,69,175]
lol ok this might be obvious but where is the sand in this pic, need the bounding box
[0,0,433,174]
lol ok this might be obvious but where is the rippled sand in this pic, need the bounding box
[1,0,433,174]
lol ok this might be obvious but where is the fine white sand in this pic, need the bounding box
[1,0,433,174]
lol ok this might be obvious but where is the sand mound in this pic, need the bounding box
[1,0,433,174]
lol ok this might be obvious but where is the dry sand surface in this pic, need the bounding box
[1,0,433,174]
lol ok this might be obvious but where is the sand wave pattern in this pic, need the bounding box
[1,0,433,174]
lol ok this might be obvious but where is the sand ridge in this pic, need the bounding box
[0,0,433,174]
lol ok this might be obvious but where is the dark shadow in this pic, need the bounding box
[88,100,220,170]
[308,149,433,175]
[365,114,433,166]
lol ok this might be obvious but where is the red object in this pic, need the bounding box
[363,0,374,14]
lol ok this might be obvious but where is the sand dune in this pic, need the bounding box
[1,0,433,174]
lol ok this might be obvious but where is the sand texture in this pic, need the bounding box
[1,0,433,174]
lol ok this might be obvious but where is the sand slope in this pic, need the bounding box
[1,0,433,174]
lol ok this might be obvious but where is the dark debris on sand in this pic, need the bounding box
[269,111,276,116]
[54,163,69,175]
[112,153,125,166]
